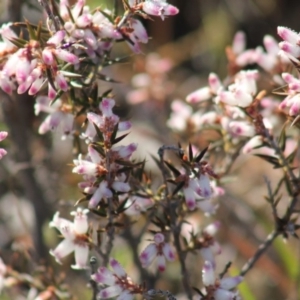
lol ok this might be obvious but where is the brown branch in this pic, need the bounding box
[158,145,193,300]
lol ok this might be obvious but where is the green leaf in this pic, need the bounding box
[254,154,281,168]
[278,124,287,152]
[8,37,27,48]
[25,19,37,40]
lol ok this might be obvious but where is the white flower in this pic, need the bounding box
[140,233,175,271]
[49,208,90,269]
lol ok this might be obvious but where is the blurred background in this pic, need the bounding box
[0,0,300,299]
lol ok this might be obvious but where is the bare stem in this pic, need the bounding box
[240,230,279,276]
[90,257,98,300]
[102,197,115,267]
[103,150,115,266]
[157,145,193,300]
[37,0,61,31]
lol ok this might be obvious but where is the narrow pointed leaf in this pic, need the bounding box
[172,181,185,196]
[112,133,129,145]
[188,142,193,162]
[164,160,181,177]
[195,146,209,162]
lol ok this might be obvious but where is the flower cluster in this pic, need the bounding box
[200,261,243,300]
[91,258,144,300]
[73,99,136,209]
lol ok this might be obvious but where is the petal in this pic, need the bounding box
[214,288,236,300]
[186,87,211,103]
[0,149,7,159]
[99,285,123,299]
[110,258,127,278]
[140,243,157,267]
[157,254,166,272]
[72,244,89,269]
[112,181,131,193]
[162,243,176,261]
[208,73,222,94]
[198,174,212,199]
[183,187,196,210]
[88,145,102,164]
[200,248,215,268]
[232,31,246,55]
[117,291,134,300]
[202,260,215,286]
[100,98,115,117]
[220,276,243,290]
[0,131,8,142]
[204,221,220,236]
[71,207,89,234]
[50,239,75,263]
[277,26,300,44]
[91,267,115,285]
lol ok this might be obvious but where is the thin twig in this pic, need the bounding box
[240,230,279,276]
[264,176,278,222]
[157,145,193,300]
[103,197,115,266]
[240,124,300,276]
[90,257,98,300]
[103,150,115,266]
[38,0,61,31]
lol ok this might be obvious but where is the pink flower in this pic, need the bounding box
[91,258,143,300]
[0,131,8,160]
[186,73,222,103]
[142,0,179,21]
[140,233,175,271]
[232,31,246,55]
[49,208,90,269]
[201,261,243,300]
[73,144,135,208]
[82,98,131,142]
[278,26,300,63]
